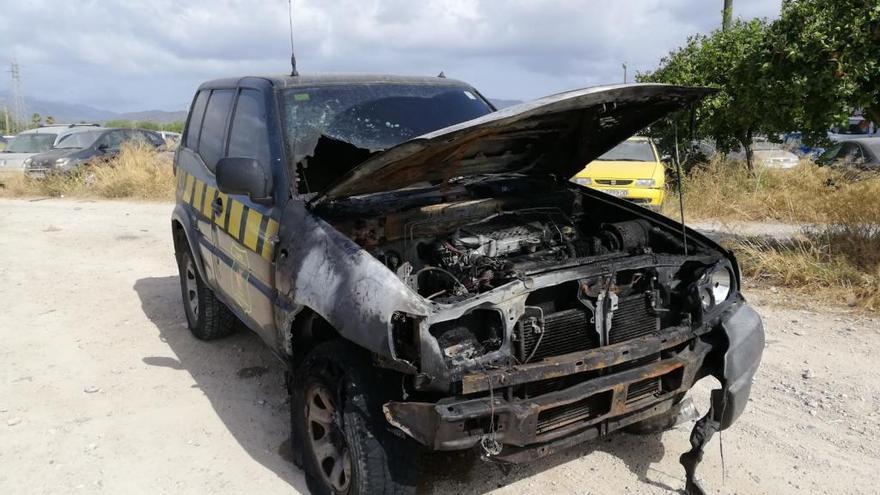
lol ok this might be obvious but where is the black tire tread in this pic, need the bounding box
[177,246,237,341]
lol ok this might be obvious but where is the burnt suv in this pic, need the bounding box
[171,74,763,495]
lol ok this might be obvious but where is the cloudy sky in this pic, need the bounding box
[0,0,781,112]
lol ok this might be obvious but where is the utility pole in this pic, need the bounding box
[622,62,628,84]
[722,0,733,31]
[8,60,26,133]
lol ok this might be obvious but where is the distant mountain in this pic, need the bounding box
[0,91,522,126]
[0,91,185,125]
[490,98,524,109]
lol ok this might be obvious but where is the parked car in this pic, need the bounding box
[570,136,667,208]
[170,75,763,494]
[24,127,162,178]
[0,124,102,179]
[728,140,800,169]
[816,137,880,170]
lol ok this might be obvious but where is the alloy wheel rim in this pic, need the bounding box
[184,258,199,319]
[305,383,352,492]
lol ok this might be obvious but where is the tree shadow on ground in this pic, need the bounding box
[134,275,685,495]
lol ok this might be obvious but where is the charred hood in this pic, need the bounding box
[312,84,713,202]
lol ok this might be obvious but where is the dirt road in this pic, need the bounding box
[1,198,878,494]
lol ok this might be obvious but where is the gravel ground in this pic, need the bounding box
[1,198,878,494]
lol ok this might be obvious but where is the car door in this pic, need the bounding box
[211,86,281,344]
[176,88,235,288]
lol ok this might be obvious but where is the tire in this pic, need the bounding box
[290,341,419,495]
[176,245,237,340]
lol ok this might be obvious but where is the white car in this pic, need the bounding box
[0,124,103,179]
[728,141,800,169]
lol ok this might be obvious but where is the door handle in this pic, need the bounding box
[211,197,223,216]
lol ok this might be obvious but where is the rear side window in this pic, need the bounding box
[227,89,270,167]
[198,89,235,172]
[185,91,210,150]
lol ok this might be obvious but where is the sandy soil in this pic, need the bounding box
[1,198,878,494]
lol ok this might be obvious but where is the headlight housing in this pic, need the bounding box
[23,157,33,167]
[573,177,592,186]
[635,178,656,187]
[699,265,733,309]
[55,158,70,168]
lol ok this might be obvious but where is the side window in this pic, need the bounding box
[185,91,210,150]
[227,89,270,167]
[198,89,235,172]
[98,131,124,150]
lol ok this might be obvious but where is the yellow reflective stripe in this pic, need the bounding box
[243,209,262,251]
[202,186,216,217]
[192,180,204,211]
[214,192,229,227]
[261,218,278,260]
[183,174,194,203]
[227,201,244,240]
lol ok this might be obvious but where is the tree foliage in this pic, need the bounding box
[639,0,880,170]
[104,119,185,133]
[767,0,880,141]
[637,19,778,170]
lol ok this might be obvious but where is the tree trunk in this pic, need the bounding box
[738,130,754,174]
[722,0,733,31]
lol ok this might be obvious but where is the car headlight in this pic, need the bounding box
[573,177,592,186]
[635,178,656,187]
[699,265,733,309]
[55,158,70,167]
[23,157,33,166]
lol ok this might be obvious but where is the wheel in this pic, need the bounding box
[176,245,236,340]
[290,341,419,495]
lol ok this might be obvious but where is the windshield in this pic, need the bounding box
[596,140,656,162]
[54,130,102,149]
[5,134,57,153]
[281,83,493,163]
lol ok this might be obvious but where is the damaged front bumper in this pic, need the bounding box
[384,302,764,465]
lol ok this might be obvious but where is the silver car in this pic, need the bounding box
[0,124,103,179]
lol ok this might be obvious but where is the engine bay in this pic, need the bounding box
[317,176,697,304]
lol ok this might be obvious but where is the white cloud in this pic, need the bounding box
[0,0,781,111]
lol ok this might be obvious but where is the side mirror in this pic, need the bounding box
[216,157,274,205]
[97,143,109,153]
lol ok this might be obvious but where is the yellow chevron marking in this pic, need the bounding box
[214,192,229,227]
[183,174,194,203]
[227,201,244,240]
[192,180,204,211]
[202,186,216,217]
[261,218,279,260]
[243,209,262,251]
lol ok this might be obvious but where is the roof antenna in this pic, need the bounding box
[288,0,299,76]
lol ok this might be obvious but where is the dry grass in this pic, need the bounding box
[664,158,880,310]
[0,143,175,201]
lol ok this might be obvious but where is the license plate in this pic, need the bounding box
[603,189,628,198]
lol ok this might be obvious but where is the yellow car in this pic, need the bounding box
[571,136,666,208]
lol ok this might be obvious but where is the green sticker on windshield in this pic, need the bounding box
[294,93,310,102]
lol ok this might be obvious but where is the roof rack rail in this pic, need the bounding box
[35,123,101,128]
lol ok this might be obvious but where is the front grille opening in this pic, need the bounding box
[515,370,600,399]
[625,367,684,404]
[537,390,612,434]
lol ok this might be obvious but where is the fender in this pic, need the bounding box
[171,202,210,283]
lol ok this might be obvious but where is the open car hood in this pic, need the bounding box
[314,83,713,202]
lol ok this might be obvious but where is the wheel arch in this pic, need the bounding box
[171,204,209,282]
